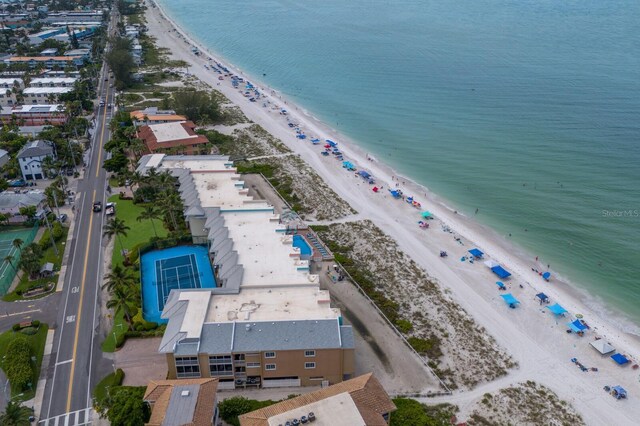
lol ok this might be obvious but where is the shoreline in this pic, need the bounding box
[149,0,640,344]
[145,1,640,423]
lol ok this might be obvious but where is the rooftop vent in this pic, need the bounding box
[245,324,251,332]
[180,390,190,397]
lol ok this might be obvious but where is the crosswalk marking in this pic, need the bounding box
[39,407,93,426]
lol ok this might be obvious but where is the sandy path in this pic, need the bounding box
[146,2,640,424]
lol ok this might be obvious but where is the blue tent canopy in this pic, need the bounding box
[536,292,549,301]
[421,211,432,218]
[342,161,355,169]
[546,303,568,316]
[491,265,512,279]
[495,281,506,289]
[612,386,627,398]
[468,248,484,258]
[611,353,630,365]
[358,170,371,179]
[568,319,588,333]
[389,190,401,198]
[326,139,337,147]
[500,293,520,306]
[542,271,551,281]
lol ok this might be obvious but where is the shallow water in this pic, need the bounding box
[157,0,640,326]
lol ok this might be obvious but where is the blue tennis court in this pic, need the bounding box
[140,245,216,323]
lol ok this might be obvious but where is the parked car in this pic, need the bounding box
[8,179,26,187]
[105,202,115,216]
[57,214,68,223]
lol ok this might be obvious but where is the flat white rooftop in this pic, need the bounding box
[148,121,197,143]
[223,210,313,288]
[267,392,366,426]
[30,77,77,85]
[205,286,334,323]
[175,291,210,339]
[23,87,73,94]
[192,172,270,212]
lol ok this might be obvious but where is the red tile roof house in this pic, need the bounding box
[137,121,210,155]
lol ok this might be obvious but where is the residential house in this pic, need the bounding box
[143,378,219,426]
[17,140,55,180]
[0,190,47,223]
[239,373,396,426]
[64,49,91,63]
[137,154,356,389]
[0,104,66,126]
[130,107,186,127]
[137,121,209,155]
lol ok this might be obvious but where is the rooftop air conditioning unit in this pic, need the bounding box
[180,390,190,397]
[308,412,316,422]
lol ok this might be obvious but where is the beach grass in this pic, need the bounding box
[0,324,49,401]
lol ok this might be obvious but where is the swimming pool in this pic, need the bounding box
[293,235,312,259]
[140,245,216,323]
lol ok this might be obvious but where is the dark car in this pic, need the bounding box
[93,201,102,212]
[57,214,68,223]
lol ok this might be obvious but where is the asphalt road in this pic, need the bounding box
[39,60,115,423]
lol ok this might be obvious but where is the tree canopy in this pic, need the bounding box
[170,90,222,124]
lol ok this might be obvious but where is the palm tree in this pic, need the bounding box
[102,264,135,293]
[137,205,161,238]
[0,400,33,425]
[157,192,182,230]
[106,285,136,330]
[103,218,130,254]
[4,255,16,273]
[12,238,23,254]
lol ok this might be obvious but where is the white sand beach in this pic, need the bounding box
[146,2,640,423]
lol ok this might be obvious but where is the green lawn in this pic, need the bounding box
[3,227,68,302]
[0,324,49,401]
[102,196,168,352]
[108,195,168,266]
[101,310,126,352]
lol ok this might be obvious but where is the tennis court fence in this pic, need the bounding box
[0,222,40,295]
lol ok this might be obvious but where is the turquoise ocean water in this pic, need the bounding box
[156,0,640,328]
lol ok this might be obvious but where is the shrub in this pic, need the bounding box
[52,221,64,240]
[20,326,38,336]
[12,323,21,332]
[4,336,34,391]
[32,320,40,328]
[395,319,413,334]
[115,333,126,348]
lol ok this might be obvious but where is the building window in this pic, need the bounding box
[265,364,276,371]
[175,356,200,378]
[304,362,316,369]
[208,355,233,377]
[234,354,245,361]
[246,362,260,368]
[264,352,276,359]
[304,350,316,357]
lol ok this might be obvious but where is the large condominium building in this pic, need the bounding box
[137,154,355,390]
[4,56,84,69]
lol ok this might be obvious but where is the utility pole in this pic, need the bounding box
[52,189,61,217]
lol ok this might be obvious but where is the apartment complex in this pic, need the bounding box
[0,104,66,125]
[137,154,355,389]
[4,55,84,69]
[23,87,73,103]
[130,107,187,127]
[239,373,396,426]
[137,121,209,155]
[0,78,23,107]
